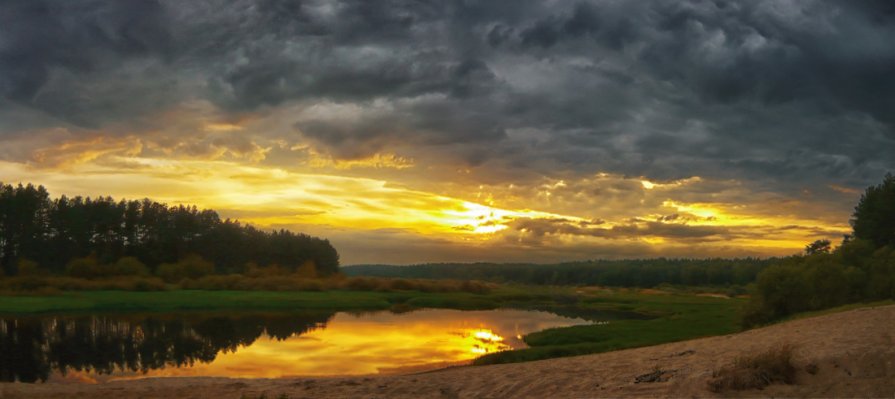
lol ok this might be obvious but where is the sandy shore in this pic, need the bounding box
[2,304,894,398]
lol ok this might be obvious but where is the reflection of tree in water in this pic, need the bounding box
[0,312,334,383]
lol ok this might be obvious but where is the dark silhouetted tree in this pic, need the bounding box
[851,173,895,248]
[805,239,831,255]
[0,182,340,276]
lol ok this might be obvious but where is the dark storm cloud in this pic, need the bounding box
[1,0,894,188]
[0,0,175,127]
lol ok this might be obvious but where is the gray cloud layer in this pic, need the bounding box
[2,0,894,190]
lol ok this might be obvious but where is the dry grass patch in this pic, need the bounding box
[708,344,797,392]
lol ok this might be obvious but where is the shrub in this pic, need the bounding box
[156,254,215,283]
[112,257,150,276]
[389,278,416,291]
[294,260,318,279]
[708,344,797,392]
[0,275,166,292]
[344,277,381,291]
[65,256,104,279]
[245,263,292,278]
[741,263,811,326]
[865,246,895,300]
[66,256,150,279]
[16,258,46,276]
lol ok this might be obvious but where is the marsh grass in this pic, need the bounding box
[708,344,797,392]
[0,276,167,293]
[0,274,493,295]
[476,291,743,365]
[180,275,493,294]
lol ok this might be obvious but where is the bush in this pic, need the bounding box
[156,254,215,283]
[742,262,812,326]
[708,344,797,392]
[65,256,150,279]
[180,275,330,291]
[16,258,46,276]
[112,257,150,276]
[244,262,293,278]
[65,256,104,279]
[0,276,167,292]
[294,260,318,279]
[388,278,416,291]
[343,277,382,291]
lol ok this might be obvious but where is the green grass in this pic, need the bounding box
[476,290,744,364]
[0,286,570,314]
[0,290,398,314]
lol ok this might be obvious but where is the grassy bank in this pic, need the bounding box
[0,285,618,314]
[0,290,418,314]
[476,289,744,365]
[0,286,744,366]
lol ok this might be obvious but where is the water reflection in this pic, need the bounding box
[0,309,591,383]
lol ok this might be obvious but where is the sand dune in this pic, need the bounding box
[3,304,894,398]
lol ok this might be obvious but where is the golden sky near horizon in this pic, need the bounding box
[0,128,853,264]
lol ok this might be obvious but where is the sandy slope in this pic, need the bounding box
[2,305,894,398]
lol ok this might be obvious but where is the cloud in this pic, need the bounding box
[0,0,891,262]
[30,135,144,168]
[0,0,177,127]
[2,0,893,188]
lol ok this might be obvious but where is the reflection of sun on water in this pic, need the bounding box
[467,329,510,355]
[472,329,504,342]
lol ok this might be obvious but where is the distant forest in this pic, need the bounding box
[343,258,775,289]
[0,182,339,277]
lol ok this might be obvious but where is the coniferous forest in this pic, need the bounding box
[0,182,340,278]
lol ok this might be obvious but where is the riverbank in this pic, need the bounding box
[2,303,892,398]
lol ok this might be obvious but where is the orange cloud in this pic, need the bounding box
[30,135,143,168]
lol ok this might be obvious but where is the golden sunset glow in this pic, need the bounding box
[0,0,890,266]
[0,145,852,264]
[53,310,584,381]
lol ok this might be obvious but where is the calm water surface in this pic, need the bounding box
[0,309,605,383]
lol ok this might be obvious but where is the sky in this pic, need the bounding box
[1,0,894,265]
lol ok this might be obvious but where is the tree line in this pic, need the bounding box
[743,173,895,326]
[344,258,775,289]
[0,182,339,278]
